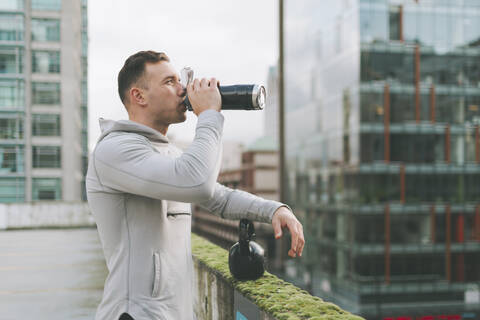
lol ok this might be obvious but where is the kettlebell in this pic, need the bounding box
[228,219,265,280]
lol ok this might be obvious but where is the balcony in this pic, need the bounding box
[0,203,364,319]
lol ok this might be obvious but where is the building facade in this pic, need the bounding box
[0,0,88,202]
[284,1,480,319]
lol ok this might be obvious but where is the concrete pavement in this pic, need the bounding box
[0,228,107,320]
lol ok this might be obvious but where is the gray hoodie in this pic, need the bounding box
[86,110,285,320]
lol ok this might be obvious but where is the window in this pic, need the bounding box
[0,177,25,203]
[390,254,446,281]
[361,50,414,83]
[360,134,384,163]
[31,18,60,42]
[32,178,61,200]
[465,96,480,124]
[417,10,435,48]
[0,47,24,74]
[390,215,429,244]
[32,114,60,136]
[0,145,24,173]
[422,54,464,86]
[356,172,399,203]
[389,5,402,41]
[0,13,24,41]
[359,5,388,43]
[32,82,60,105]
[354,254,384,279]
[436,94,464,124]
[465,173,480,202]
[465,252,480,282]
[464,55,480,87]
[354,215,384,244]
[0,79,24,109]
[360,91,384,122]
[465,130,476,163]
[32,146,61,168]
[32,50,60,73]
[31,0,61,11]
[390,134,443,164]
[0,0,24,11]
[0,117,23,139]
[403,7,417,43]
[390,91,415,122]
[464,11,480,46]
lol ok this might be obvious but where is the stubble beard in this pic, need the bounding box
[176,103,187,123]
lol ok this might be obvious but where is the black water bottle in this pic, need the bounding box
[181,67,266,111]
[185,84,265,111]
[228,219,265,280]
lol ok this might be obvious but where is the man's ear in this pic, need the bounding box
[130,87,147,106]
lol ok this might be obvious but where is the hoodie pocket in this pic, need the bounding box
[152,252,161,297]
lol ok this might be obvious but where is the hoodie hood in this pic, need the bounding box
[97,118,169,144]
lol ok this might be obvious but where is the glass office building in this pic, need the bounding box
[0,0,88,202]
[284,1,480,319]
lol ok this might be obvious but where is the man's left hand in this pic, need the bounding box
[271,206,305,258]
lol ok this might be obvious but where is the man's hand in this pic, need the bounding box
[272,206,305,258]
[187,77,221,116]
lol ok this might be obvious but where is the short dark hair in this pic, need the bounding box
[117,50,170,105]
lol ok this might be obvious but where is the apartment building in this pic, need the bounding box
[0,0,88,202]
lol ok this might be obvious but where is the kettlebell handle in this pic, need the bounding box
[239,219,255,242]
[239,219,255,255]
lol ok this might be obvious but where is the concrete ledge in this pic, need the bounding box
[192,233,364,320]
[0,202,95,230]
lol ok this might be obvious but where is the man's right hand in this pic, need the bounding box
[187,77,221,116]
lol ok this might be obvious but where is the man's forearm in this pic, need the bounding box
[197,183,289,223]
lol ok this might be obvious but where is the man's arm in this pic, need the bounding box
[197,183,305,257]
[93,110,224,203]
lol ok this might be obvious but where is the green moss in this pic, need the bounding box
[191,234,364,320]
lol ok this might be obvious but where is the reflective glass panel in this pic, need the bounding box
[0,47,23,74]
[32,82,60,105]
[0,13,24,41]
[0,117,23,139]
[32,114,60,136]
[0,79,24,109]
[0,177,25,203]
[32,145,61,168]
[31,18,60,42]
[0,0,24,11]
[32,50,60,73]
[0,145,24,173]
[32,178,61,200]
[31,0,61,11]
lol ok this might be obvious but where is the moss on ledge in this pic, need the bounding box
[191,233,364,320]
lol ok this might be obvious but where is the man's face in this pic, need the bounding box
[142,61,187,126]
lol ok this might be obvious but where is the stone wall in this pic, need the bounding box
[192,233,364,320]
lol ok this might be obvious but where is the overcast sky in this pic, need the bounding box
[88,0,278,152]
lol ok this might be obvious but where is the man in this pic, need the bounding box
[86,50,304,320]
